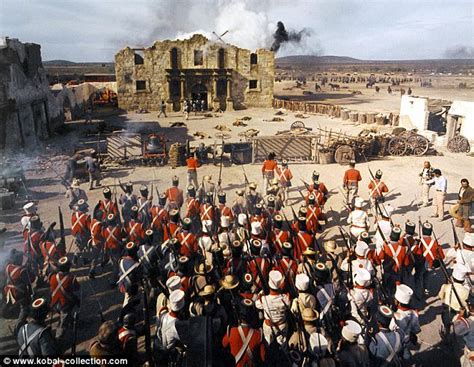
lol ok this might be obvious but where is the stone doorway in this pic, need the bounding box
[190,83,208,110]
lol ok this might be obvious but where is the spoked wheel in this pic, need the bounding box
[334,145,355,164]
[291,121,305,129]
[407,134,430,156]
[387,137,408,156]
[447,135,470,153]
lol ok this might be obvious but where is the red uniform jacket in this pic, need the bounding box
[368,180,389,199]
[50,271,79,308]
[163,222,180,242]
[150,206,169,231]
[294,231,313,260]
[177,230,198,257]
[200,203,215,222]
[378,241,410,272]
[102,225,123,250]
[419,236,444,267]
[343,169,362,187]
[71,211,91,237]
[98,199,119,220]
[126,220,145,243]
[271,229,289,253]
[4,264,30,303]
[185,198,200,219]
[222,324,265,367]
[40,241,64,267]
[23,229,43,258]
[274,256,297,291]
[218,204,234,221]
[90,219,104,247]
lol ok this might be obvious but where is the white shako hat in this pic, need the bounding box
[166,275,181,292]
[295,273,310,291]
[169,289,185,312]
[341,320,362,342]
[395,284,413,305]
[268,270,283,290]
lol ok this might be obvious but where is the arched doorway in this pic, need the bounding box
[190,83,208,110]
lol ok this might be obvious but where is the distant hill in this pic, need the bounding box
[276,55,364,65]
[43,59,78,66]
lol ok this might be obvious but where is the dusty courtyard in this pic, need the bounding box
[0,81,472,363]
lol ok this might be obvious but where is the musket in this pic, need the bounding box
[241,165,250,189]
[141,278,153,364]
[282,211,302,260]
[450,219,461,247]
[118,180,128,194]
[300,178,311,192]
[85,279,105,322]
[58,206,66,251]
[49,164,71,190]
[25,231,36,297]
[429,224,464,307]
[338,226,353,288]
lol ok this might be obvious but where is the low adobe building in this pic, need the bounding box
[115,34,274,112]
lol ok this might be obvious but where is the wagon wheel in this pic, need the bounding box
[334,145,355,164]
[387,137,407,156]
[399,130,416,139]
[407,134,429,156]
[447,135,470,153]
[291,121,305,130]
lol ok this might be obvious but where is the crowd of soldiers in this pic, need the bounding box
[2,154,473,366]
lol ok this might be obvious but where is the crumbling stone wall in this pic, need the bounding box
[115,34,274,112]
[0,38,64,152]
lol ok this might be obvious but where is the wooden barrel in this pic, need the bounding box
[349,112,359,122]
[318,151,335,164]
[341,110,350,120]
[367,113,376,124]
[358,113,367,124]
[376,115,386,125]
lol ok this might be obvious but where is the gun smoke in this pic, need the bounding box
[270,21,312,53]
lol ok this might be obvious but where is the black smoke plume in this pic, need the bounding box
[443,45,474,59]
[270,21,311,53]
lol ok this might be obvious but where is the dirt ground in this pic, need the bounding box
[274,78,474,114]
[0,80,472,363]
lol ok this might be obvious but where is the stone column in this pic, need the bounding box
[166,78,173,112]
[180,76,185,111]
[226,78,234,111]
[212,75,219,111]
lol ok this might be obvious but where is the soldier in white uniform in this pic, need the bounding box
[374,204,393,255]
[446,232,474,277]
[418,161,434,207]
[156,289,186,359]
[369,305,404,366]
[336,320,370,366]
[156,276,181,317]
[291,273,317,315]
[21,202,38,230]
[65,178,88,210]
[391,284,421,361]
[453,293,474,367]
[347,197,370,239]
[341,240,376,282]
[231,189,247,218]
[348,268,374,324]
[255,270,290,346]
[438,263,471,334]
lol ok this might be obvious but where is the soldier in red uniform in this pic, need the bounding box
[118,313,139,361]
[271,215,289,254]
[224,241,246,280]
[377,227,409,299]
[24,215,44,279]
[274,242,297,294]
[4,249,34,334]
[71,199,91,266]
[261,152,277,196]
[217,192,233,223]
[40,236,64,279]
[49,257,80,339]
[294,216,314,260]
[89,208,104,279]
[150,194,169,241]
[97,187,119,221]
[126,206,145,244]
[184,186,200,229]
[275,160,293,205]
[222,299,265,366]
[102,213,124,286]
[200,192,215,222]
[368,169,389,206]
[399,221,417,285]
[414,222,444,298]
[177,218,198,258]
[306,195,321,234]
[246,240,270,290]
[343,162,362,206]
[163,209,181,242]
[164,176,184,210]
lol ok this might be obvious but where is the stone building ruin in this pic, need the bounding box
[0,38,64,152]
[115,34,274,112]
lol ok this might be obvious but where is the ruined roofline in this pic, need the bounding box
[117,33,273,55]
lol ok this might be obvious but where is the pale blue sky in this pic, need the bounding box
[1,0,472,61]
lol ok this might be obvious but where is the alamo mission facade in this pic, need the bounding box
[115,34,274,112]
